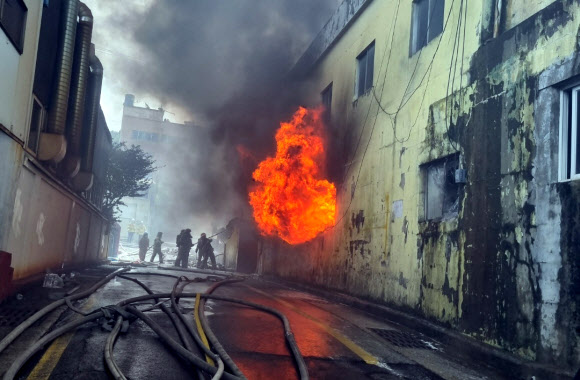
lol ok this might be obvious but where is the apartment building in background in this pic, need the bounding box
[119,95,199,242]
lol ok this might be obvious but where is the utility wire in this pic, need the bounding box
[330,0,460,230]
[337,0,402,193]
[444,0,464,152]
[330,0,402,229]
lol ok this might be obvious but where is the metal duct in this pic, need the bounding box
[82,55,103,173]
[46,0,79,136]
[61,2,93,178]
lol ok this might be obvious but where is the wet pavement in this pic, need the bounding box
[1,265,512,379]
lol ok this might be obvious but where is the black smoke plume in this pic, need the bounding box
[103,0,340,231]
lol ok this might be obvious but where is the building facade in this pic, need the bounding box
[260,0,580,371]
[119,95,198,242]
[0,0,112,286]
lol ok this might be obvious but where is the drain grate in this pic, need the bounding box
[0,307,37,328]
[370,328,437,350]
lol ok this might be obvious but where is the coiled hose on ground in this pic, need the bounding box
[1,268,309,380]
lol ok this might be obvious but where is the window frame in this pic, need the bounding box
[410,0,444,56]
[0,0,28,54]
[27,95,46,154]
[355,41,375,99]
[559,84,580,181]
[420,153,460,222]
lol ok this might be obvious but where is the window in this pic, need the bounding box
[28,96,46,153]
[0,0,27,53]
[410,0,444,55]
[356,42,375,97]
[560,85,580,181]
[321,82,333,114]
[422,154,460,221]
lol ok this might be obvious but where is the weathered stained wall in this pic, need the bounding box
[5,162,109,280]
[261,0,580,370]
[0,0,111,283]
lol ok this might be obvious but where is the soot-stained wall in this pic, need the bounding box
[261,0,580,370]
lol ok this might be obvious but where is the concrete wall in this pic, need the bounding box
[262,0,580,370]
[0,1,111,283]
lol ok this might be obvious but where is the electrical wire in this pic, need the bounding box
[330,0,403,229]
[331,0,462,231]
[444,0,464,152]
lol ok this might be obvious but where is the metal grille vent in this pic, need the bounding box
[0,307,37,328]
[370,328,437,350]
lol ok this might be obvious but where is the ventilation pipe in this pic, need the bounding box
[73,53,103,192]
[60,2,94,178]
[38,0,80,162]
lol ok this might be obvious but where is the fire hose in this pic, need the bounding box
[1,269,309,380]
[0,267,130,355]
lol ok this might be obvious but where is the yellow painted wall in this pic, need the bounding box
[265,0,580,367]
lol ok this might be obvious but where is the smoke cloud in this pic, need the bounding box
[94,0,340,232]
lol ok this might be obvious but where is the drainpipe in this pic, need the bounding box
[72,53,103,192]
[38,0,80,163]
[60,2,93,178]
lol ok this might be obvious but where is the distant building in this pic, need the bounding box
[261,0,580,372]
[0,0,112,287]
[119,95,198,242]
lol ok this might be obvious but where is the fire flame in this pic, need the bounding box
[249,107,336,245]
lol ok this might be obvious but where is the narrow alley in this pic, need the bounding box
[1,264,529,380]
[1,0,579,378]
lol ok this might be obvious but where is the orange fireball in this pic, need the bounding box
[249,107,336,244]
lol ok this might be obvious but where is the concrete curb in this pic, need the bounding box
[262,275,575,380]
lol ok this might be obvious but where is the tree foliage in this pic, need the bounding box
[103,142,156,221]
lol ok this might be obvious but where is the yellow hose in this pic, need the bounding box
[194,293,215,366]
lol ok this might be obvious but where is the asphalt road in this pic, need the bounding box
[7,266,504,380]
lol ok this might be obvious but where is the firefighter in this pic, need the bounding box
[138,232,149,261]
[175,229,193,268]
[150,232,164,264]
[196,233,216,270]
[127,220,136,243]
[176,229,184,247]
[137,221,146,241]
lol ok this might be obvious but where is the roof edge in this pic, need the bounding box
[291,0,374,78]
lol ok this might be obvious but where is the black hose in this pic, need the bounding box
[124,272,181,279]
[118,275,198,352]
[202,295,309,380]
[104,316,127,380]
[118,275,205,380]
[0,267,130,354]
[170,277,226,379]
[3,312,104,380]
[118,291,308,380]
[125,306,241,380]
[198,279,247,378]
